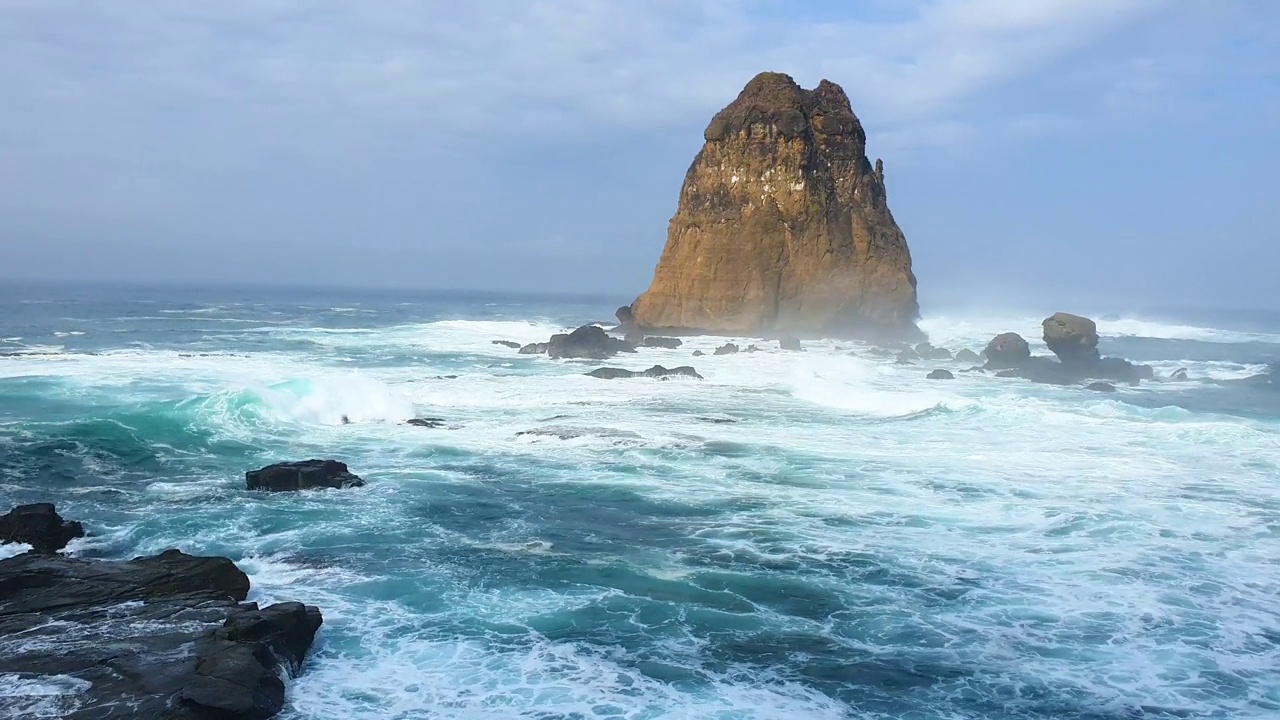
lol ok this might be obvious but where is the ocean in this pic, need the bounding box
[1,283,1278,719]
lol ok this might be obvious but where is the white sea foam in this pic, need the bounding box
[0,542,32,559]
[4,305,1280,718]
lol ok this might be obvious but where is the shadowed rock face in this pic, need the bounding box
[0,543,322,720]
[0,503,84,553]
[629,72,921,342]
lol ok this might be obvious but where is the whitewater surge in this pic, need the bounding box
[1,290,1279,719]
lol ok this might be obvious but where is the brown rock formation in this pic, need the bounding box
[629,72,921,341]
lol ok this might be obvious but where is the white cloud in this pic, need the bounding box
[0,0,1264,168]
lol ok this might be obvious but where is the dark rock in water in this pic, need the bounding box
[692,350,705,357]
[955,348,981,363]
[896,346,920,361]
[246,460,364,491]
[984,333,1031,370]
[641,336,683,349]
[1170,368,1189,381]
[587,365,703,380]
[927,369,954,380]
[625,329,645,345]
[0,503,84,553]
[1087,381,1117,393]
[1043,312,1101,365]
[865,347,895,358]
[695,416,738,424]
[895,351,915,365]
[405,417,445,428]
[492,340,521,349]
[518,342,549,355]
[615,305,635,330]
[547,325,635,360]
[0,547,322,720]
[779,336,803,351]
[434,375,459,380]
[713,343,740,356]
[745,344,761,353]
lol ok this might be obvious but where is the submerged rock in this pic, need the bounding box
[246,460,365,491]
[640,336,683,349]
[1170,368,1189,381]
[0,502,84,553]
[713,343,740,356]
[927,369,954,380]
[692,350,705,357]
[1086,381,1117,393]
[628,72,922,341]
[405,417,445,428]
[0,546,322,720]
[779,336,803,351]
[587,365,703,380]
[491,340,521,349]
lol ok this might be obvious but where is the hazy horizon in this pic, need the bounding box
[2,2,1277,311]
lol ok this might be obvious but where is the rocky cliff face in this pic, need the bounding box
[629,72,921,341]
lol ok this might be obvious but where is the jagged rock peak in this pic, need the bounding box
[629,71,922,343]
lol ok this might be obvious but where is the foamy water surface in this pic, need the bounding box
[1,288,1278,719]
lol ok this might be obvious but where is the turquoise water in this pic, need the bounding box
[2,285,1279,719]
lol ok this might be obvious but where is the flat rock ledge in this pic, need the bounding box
[0,517,323,720]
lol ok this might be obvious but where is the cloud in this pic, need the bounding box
[0,0,1193,153]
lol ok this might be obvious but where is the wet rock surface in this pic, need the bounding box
[0,523,322,720]
[586,365,703,380]
[246,460,365,491]
[0,502,84,553]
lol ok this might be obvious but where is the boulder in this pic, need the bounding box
[0,547,321,720]
[405,417,445,428]
[640,336,683,349]
[779,336,803,351]
[895,351,916,365]
[955,348,981,363]
[1086,381,1117,393]
[0,502,84,553]
[587,365,703,380]
[692,350,705,357]
[491,340,521,349]
[1043,312,1100,365]
[628,72,922,342]
[926,369,954,380]
[518,342,549,355]
[984,333,1031,370]
[246,460,364,491]
[713,343,740,356]
[546,325,634,360]
[615,305,635,330]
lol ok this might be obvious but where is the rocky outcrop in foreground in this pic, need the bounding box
[0,511,322,720]
[247,459,365,491]
[984,313,1153,386]
[1,502,84,552]
[628,71,921,342]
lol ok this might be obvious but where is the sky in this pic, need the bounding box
[1,0,1277,312]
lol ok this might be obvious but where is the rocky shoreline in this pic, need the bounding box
[0,504,323,720]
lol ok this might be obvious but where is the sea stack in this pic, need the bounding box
[628,72,922,341]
